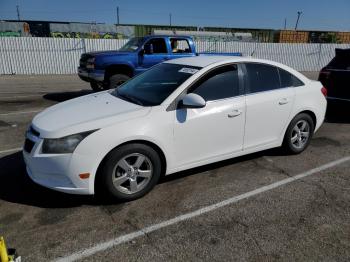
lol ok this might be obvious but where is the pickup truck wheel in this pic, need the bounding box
[108,74,130,89]
[90,82,105,92]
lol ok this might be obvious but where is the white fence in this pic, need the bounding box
[1,37,350,75]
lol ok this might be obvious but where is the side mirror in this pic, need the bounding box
[144,43,154,54]
[179,93,206,109]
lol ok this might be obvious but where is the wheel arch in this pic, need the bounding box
[104,64,134,81]
[94,139,167,193]
[295,110,317,129]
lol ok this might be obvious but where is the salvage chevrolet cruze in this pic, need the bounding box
[23,56,327,200]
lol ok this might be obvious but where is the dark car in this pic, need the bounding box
[318,48,350,117]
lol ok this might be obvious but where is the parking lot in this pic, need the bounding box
[0,72,350,261]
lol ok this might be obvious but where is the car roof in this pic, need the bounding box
[165,55,272,68]
[164,55,310,83]
[144,35,192,39]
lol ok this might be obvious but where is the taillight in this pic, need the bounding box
[321,87,327,97]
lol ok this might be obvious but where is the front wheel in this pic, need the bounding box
[108,74,130,89]
[282,113,315,154]
[99,144,162,201]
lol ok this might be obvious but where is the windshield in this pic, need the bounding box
[111,63,202,106]
[119,37,144,52]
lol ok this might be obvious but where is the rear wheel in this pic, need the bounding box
[99,144,162,201]
[283,113,314,154]
[108,74,130,89]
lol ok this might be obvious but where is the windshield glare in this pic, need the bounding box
[112,63,201,106]
[119,37,144,52]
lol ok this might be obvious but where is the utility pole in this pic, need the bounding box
[284,18,287,30]
[16,4,21,21]
[295,11,302,30]
[169,13,172,26]
[117,6,120,25]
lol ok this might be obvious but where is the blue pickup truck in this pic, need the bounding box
[78,35,241,91]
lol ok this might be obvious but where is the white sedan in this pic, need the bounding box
[23,56,327,200]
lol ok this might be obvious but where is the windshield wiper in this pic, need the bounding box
[116,90,143,106]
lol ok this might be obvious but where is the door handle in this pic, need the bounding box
[228,109,242,118]
[279,98,289,105]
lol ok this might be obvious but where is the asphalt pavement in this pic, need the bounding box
[0,72,349,261]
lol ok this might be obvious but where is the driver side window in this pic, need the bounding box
[144,38,168,54]
[189,65,240,101]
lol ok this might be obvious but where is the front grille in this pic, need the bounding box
[29,126,40,137]
[24,139,35,153]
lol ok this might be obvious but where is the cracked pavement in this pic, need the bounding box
[0,73,350,261]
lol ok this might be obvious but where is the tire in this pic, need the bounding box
[99,143,162,201]
[90,82,105,92]
[108,74,130,89]
[282,113,315,154]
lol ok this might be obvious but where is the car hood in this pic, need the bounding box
[87,51,135,57]
[32,91,151,138]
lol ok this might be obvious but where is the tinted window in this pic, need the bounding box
[144,38,167,54]
[112,63,201,106]
[278,68,304,87]
[328,49,350,69]
[245,63,280,93]
[190,65,239,101]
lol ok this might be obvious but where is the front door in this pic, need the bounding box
[138,38,170,71]
[173,64,245,168]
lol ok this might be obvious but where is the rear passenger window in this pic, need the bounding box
[245,63,280,93]
[278,68,304,87]
[189,65,239,101]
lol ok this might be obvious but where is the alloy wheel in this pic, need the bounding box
[112,153,153,194]
[291,120,310,149]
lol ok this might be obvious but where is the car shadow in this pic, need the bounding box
[0,152,97,208]
[0,148,283,208]
[43,90,93,102]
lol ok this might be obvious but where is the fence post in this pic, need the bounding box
[317,43,322,70]
[82,38,87,53]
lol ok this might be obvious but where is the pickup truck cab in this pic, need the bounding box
[78,35,241,91]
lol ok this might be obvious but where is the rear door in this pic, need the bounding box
[243,63,296,150]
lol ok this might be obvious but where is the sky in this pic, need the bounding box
[0,0,349,31]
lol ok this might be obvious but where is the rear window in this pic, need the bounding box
[245,63,280,93]
[327,49,350,69]
[278,68,304,87]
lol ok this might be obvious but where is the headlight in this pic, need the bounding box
[86,57,95,69]
[42,130,97,154]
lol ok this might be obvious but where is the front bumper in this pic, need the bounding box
[78,67,105,83]
[23,131,95,195]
